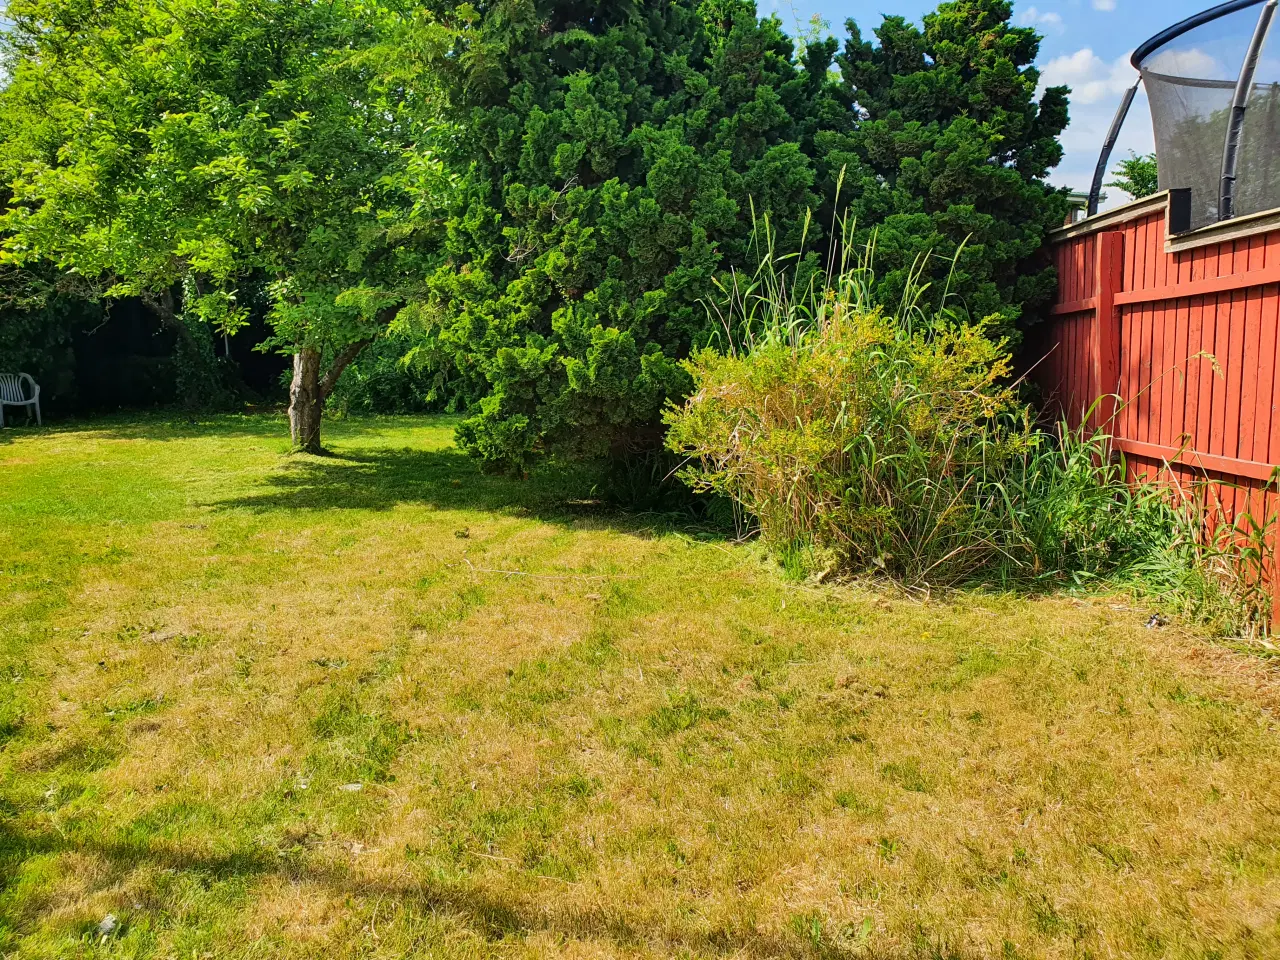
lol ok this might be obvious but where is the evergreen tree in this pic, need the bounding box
[417,0,840,472]
[816,0,1070,340]
[415,0,1068,473]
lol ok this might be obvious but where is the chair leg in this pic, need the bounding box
[35,401,41,427]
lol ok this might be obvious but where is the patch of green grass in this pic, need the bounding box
[306,685,409,785]
[879,759,933,794]
[2,413,1280,958]
[646,692,728,737]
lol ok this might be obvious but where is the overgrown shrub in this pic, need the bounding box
[172,311,239,412]
[1134,481,1277,639]
[666,307,1034,583]
[665,223,1038,583]
[665,224,1274,636]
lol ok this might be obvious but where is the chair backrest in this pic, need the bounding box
[0,373,32,403]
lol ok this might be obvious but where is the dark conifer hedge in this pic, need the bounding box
[421,0,1068,473]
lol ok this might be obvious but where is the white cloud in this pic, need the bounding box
[1018,6,1064,33]
[1041,48,1138,104]
[1041,49,1154,208]
[1092,0,1116,11]
[1143,47,1227,79]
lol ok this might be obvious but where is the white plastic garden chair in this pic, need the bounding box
[0,373,41,427]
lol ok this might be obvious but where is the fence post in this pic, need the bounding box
[1092,231,1124,432]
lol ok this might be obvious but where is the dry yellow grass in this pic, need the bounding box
[2,414,1280,959]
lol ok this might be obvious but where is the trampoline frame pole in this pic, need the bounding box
[1220,0,1279,220]
[1088,81,1141,218]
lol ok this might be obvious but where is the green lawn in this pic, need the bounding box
[2,414,1279,959]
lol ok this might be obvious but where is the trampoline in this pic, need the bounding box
[1089,0,1280,230]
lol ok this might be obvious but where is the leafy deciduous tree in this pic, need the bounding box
[1107,152,1160,200]
[0,0,452,451]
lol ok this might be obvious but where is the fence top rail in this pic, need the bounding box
[1051,192,1170,241]
[1052,189,1280,253]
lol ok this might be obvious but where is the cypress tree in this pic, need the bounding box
[423,0,836,472]
[420,0,1068,473]
[817,0,1070,340]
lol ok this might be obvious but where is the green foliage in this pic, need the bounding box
[0,0,453,430]
[416,0,1068,474]
[818,0,1070,341]
[417,0,834,473]
[0,266,81,403]
[664,250,1047,584]
[1132,480,1278,639]
[1,0,1070,464]
[328,337,446,415]
[171,307,238,412]
[665,227,1274,635]
[1106,152,1160,201]
[704,315,1019,580]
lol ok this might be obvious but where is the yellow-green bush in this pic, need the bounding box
[665,225,1274,635]
[665,304,1033,583]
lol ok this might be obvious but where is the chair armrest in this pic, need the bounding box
[18,373,39,401]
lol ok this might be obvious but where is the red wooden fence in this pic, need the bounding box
[1032,192,1280,599]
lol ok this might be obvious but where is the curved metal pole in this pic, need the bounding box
[1132,0,1265,70]
[1088,80,1141,217]
[1221,0,1278,220]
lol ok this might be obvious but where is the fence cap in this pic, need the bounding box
[1050,191,1172,240]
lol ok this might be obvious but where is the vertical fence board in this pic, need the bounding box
[1240,290,1263,463]
[1224,291,1248,460]
[1253,288,1279,463]
[1211,294,1232,457]
[1123,306,1138,439]
[1038,200,1280,615]
[1199,295,1219,461]
[1172,299,1190,443]
[1141,301,1156,442]
[1151,300,1167,445]
[1141,218,1152,291]
[1184,297,1204,453]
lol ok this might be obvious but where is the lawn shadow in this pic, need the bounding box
[0,820,806,958]
[4,411,294,445]
[3,410,730,540]
[0,422,43,445]
[210,443,729,542]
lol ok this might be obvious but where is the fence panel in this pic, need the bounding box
[1034,195,1280,610]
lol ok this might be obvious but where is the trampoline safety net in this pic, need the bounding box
[1139,1,1280,229]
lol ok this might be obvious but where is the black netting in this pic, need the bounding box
[1139,3,1280,228]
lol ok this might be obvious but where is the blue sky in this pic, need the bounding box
[784,0,1218,205]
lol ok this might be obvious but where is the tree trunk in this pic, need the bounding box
[144,287,195,347]
[290,348,324,454]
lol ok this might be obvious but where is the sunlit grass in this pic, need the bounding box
[2,414,1279,958]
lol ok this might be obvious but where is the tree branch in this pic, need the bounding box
[317,304,402,400]
[319,337,374,401]
[140,287,179,328]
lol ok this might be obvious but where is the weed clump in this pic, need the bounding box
[665,215,1272,637]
